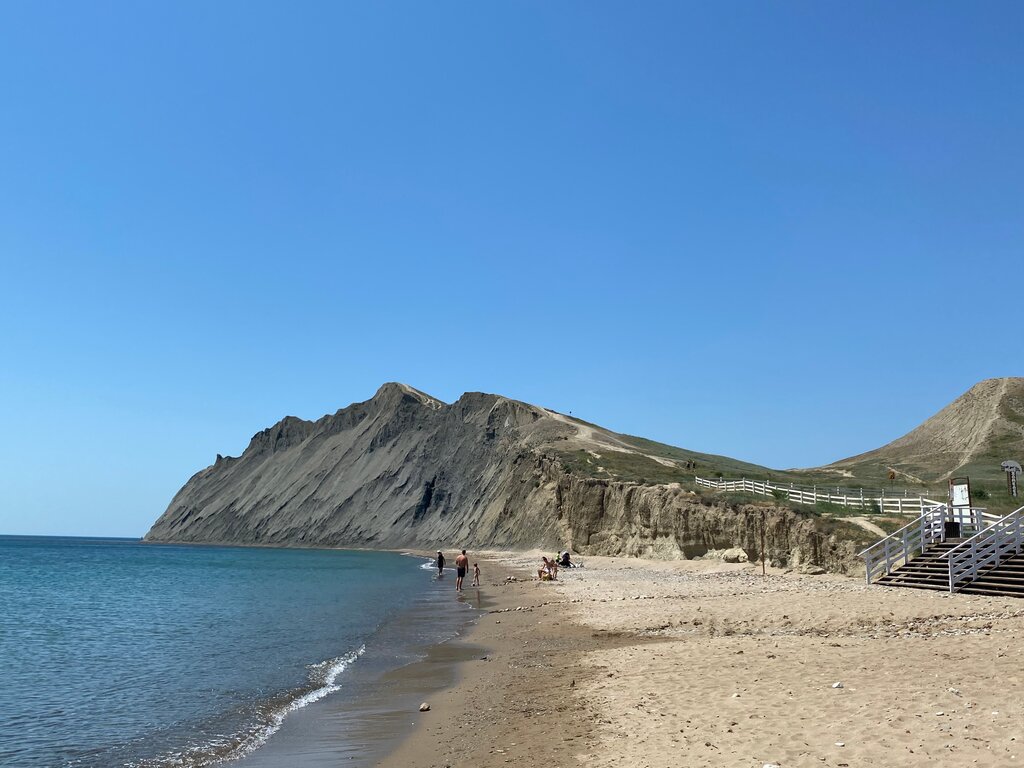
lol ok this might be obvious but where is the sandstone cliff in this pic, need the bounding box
[145,383,865,570]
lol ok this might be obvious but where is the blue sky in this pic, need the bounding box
[1,2,1021,536]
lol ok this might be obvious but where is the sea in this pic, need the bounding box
[0,536,475,768]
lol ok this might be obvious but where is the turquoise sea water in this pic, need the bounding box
[0,536,466,768]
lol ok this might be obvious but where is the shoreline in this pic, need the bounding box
[229,549,496,768]
[230,547,616,768]
[376,550,639,768]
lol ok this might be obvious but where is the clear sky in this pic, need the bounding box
[1,2,1021,537]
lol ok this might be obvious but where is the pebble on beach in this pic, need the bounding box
[419,703,431,712]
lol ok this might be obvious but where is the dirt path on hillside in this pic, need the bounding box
[846,517,888,538]
[948,377,1007,478]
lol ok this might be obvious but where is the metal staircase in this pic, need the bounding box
[860,504,1024,597]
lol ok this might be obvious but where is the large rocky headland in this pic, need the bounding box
[144,378,1024,570]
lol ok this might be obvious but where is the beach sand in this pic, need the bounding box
[379,553,1024,768]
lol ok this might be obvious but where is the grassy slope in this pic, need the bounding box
[550,382,1024,516]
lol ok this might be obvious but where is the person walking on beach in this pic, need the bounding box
[455,549,469,592]
[472,562,480,587]
[436,550,445,577]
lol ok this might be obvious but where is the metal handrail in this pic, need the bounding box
[858,504,947,584]
[940,506,1024,592]
[857,506,942,558]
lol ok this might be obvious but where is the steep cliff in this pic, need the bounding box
[145,383,863,568]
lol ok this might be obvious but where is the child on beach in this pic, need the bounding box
[538,556,558,581]
[472,562,480,587]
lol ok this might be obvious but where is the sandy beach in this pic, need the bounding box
[379,552,1024,768]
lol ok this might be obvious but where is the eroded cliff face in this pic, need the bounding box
[517,458,864,572]
[145,383,866,571]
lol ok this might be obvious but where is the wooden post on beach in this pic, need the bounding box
[761,510,767,579]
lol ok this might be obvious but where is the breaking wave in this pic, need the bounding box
[127,646,365,768]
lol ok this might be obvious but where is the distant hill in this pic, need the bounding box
[816,378,1024,504]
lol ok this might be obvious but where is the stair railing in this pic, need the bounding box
[946,505,991,537]
[941,506,1024,593]
[858,504,948,584]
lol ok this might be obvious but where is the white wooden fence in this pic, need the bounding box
[694,475,943,516]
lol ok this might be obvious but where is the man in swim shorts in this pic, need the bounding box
[455,549,469,592]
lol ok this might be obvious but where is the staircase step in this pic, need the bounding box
[883,563,948,573]
[871,533,1024,597]
[962,577,1024,589]
[880,580,947,588]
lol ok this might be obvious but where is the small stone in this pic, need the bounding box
[419,702,430,712]
[935,711,945,716]
[832,682,844,689]
[835,742,845,747]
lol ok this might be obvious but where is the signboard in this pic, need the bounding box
[950,479,971,508]
[1003,460,1021,498]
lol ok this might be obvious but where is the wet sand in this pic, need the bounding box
[378,551,629,768]
[232,553,494,768]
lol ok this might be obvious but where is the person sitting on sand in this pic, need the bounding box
[472,562,480,587]
[538,556,558,581]
[559,550,572,568]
